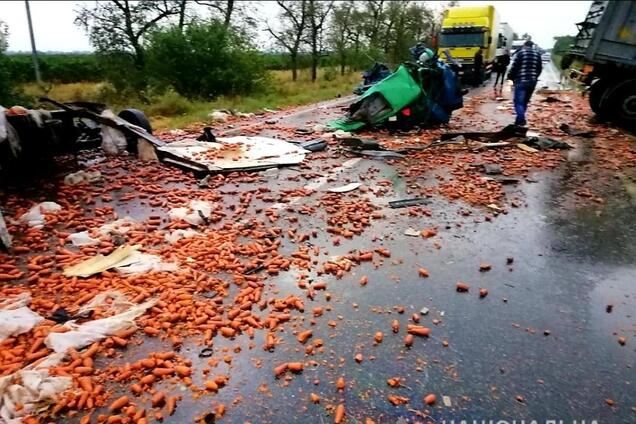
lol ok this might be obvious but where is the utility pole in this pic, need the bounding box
[24,0,42,84]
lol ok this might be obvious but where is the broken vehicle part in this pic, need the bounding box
[558,123,595,138]
[389,198,430,208]
[158,136,308,173]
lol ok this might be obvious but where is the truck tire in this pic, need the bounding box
[589,78,611,115]
[608,78,636,130]
[117,109,152,153]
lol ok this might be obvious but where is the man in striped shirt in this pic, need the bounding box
[507,40,543,126]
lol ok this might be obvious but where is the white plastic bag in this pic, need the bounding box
[68,231,99,247]
[114,251,179,274]
[0,352,71,423]
[168,200,213,226]
[0,293,43,342]
[0,307,43,342]
[63,170,102,185]
[98,217,135,236]
[19,202,62,227]
[165,229,201,244]
[44,299,157,353]
[100,110,128,155]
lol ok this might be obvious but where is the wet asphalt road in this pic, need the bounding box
[8,65,633,424]
[99,77,635,423]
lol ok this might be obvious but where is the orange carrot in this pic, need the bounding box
[297,330,313,344]
[334,404,345,423]
[151,391,166,407]
[108,396,129,411]
[424,394,436,405]
[287,362,303,372]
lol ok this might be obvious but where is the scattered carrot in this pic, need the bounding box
[424,393,436,405]
[456,282,470,292]
[334,404,345,423]
[287,362,304,372]
[108,396,129,411]
[297,330,313,344]
[152,391,166,407]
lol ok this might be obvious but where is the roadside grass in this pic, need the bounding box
[21,68,361,130]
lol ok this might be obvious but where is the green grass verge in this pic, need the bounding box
[21,68,361,130]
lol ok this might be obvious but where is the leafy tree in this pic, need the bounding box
[0,20,12,105]
[75,0,181,89]
[266,1,309,81]
[146,21,265,99]
[329,1,354,75]
[306,0,334,81]
[553,35,575,54]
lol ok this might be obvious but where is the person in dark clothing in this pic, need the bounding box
[493,49,510,90]
[473,48,484,86]
[507,40,542,126]
[559,54,574,84]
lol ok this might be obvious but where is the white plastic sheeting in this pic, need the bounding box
[0,293,43,342]
[100,110,128,155]
[0,352,71,424]
[164,229,202,244]
[44,298,157,353]
[63,245,136,277]
[63,245,178,277]
[158,136,308,172]
[63,170,102,185]
[67,231,100,247]
[168,200,214,226]
[97,217,135,237]
[114,250,179,274]
[19,202,62,227]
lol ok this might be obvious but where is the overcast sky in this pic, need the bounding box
[1,1,591,53]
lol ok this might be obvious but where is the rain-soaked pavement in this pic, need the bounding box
[0,64,634,424]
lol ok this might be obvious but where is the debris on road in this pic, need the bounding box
[388,198,430,208]
[158,136,309,172]
[0,80,634,424]
[328,183,361,193]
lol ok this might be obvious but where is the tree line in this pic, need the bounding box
[2,1,454,104]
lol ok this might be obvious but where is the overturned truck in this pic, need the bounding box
[0,98,162,179]
[330,59,464,132]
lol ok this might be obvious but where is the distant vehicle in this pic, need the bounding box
[570,0,636,129]
[541,53,551,62]
[510,39,525,56]
[438,5,500,80]
[497,22,514,55]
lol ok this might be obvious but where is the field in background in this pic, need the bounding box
[21,68,361,130]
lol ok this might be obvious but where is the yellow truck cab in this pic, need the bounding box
[438,5,500,81]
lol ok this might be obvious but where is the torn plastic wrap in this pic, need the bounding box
[44,298,158,353]
[19,202,62,228]
[165,229,202,244]
[168,200,214,226]
[63,245,178,277]
[67,231,100,247]
[113,251,179,274]
[63,245,136,277]
[100,110,128,155]
[0,106,22,159]
[0,293,43,342]
[0,352,71,424]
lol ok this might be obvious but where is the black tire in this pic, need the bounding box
[607,78,636,130]
[118,108,152,133]
[589,78,611,116]
[117,109,152,153]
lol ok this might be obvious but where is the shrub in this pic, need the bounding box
[145,21,267,100]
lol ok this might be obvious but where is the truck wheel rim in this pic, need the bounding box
[622,94,636,119]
